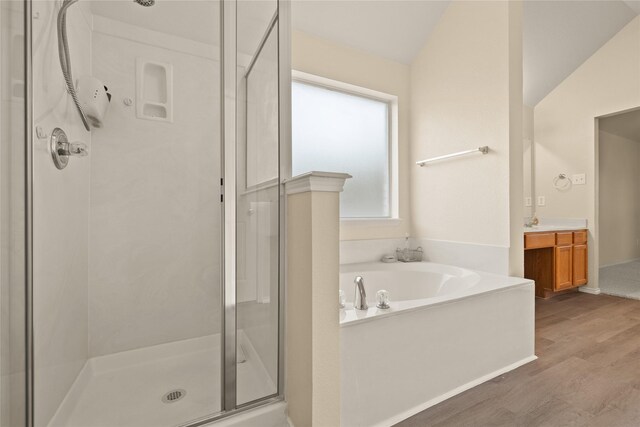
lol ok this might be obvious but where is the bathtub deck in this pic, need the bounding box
[395,292,640,426]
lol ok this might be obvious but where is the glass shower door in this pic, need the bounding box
[6,0,288,425]
[29,1,224,426]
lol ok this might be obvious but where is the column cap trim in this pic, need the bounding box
[284,171,352,195]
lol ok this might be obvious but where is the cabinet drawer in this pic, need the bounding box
[556,232,573,246]
[525,233,555,249]
[574,231,587,244]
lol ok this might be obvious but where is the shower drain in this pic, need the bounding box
[162,389,186,403]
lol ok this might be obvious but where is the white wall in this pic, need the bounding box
[410,1,523,275]
[523,105,534,217]
[291,30,412,241]
[534,16,640,290]
[32,1,91,425]
[598,130,640,267]
[89,19,221,357]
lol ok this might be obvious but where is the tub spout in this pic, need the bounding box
[354,276,368,310]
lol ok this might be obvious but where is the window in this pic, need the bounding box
[291,73,397,219]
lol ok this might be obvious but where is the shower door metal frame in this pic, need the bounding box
[183,0,290,424]
[24,0,35,425]
[277,0,291,404]
[21,0,290,425]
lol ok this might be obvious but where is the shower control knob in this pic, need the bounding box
[50,128,89,170]
[66,142,89,157]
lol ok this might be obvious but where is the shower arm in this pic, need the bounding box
[57,0,91,131]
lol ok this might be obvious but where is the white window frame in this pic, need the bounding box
[291,70,400,225]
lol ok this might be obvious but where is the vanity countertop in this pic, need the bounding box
[524,225,587,233]
[523,217,588,234]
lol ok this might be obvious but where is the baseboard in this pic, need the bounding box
[579,287,601,295]
[600,258,640,269]
[373,355,538,427]
[599,289,640,300]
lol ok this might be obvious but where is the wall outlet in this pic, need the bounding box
[537,196,546,206]
[525,197,532,207]
[572,174,586,185]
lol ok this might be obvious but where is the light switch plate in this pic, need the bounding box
[537,196,546,206]
[525,197,532,207]
[572,174,586,185]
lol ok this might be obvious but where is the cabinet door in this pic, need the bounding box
[555,246,573,290]
[573,244,588,286]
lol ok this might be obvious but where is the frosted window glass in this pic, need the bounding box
[292,81,390,218]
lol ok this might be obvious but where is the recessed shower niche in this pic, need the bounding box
[136,58,173,122]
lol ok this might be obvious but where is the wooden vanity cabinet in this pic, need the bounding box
[524,229,588,298]
[554,245,573,290]
[573,244,588,286]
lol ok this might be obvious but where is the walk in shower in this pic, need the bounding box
[0,0,289,425]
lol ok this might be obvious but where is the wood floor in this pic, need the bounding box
[395,292,640,427]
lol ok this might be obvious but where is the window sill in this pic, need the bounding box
[340,218,403,227]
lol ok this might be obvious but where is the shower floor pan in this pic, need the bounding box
[48,331,275,427]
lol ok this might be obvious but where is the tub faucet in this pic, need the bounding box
[354,276,368,310]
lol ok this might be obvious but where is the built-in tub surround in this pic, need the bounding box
[340,262,535,427]
[341,237,510,275]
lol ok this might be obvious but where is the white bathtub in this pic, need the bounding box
[340,262,535,427]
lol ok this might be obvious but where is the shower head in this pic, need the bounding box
[134,0,155,6]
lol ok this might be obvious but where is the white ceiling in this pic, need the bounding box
[600,109,640,142]
[292,0,640,107]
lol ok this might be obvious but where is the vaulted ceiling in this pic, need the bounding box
[292,0,640,106]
